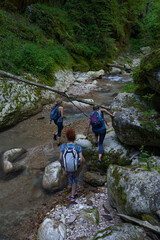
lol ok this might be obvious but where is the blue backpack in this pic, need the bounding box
[90,111,103,128]
[50,105,60,121]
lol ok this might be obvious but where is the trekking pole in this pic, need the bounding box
[64,92,89,118]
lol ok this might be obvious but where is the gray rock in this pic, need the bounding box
[111,93,160,147]
[84,171,106,186]
[2,148,26,174]
[107,165,160,218]
[80,207,99,225]
[93,223,152,240]
[37,218,67,240]
[42,161,67,191]
[140,46,151,55]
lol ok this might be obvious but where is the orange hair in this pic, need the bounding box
[66,128,76,141]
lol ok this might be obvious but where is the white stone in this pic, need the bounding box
[42,161,67,191]
[37,218,67,240]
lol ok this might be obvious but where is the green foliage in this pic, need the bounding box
[131,0,160,50]
[139,145,150,162]
[1,0,160,83]
[121,82,139,93]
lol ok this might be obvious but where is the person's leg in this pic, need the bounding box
[70,172,78,201]
[94,133,98,147]
[98,131,106,162]
[71,184,77,197]
[57,122,63,146]
[53,120,58,140]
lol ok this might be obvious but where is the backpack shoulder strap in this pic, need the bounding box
[64,144,68,151]
[73,143,78,149]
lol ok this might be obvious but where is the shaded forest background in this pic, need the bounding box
[0,0,160,84]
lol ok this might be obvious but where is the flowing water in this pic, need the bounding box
[0,74,132,239]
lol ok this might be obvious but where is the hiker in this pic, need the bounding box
[86,105,115,164]
[50,98,65,147]
[59,128,83,202]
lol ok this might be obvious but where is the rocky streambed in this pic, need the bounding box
[0,73,132,240]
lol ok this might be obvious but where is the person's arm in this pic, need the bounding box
[59,106,64,118]
[59,152,63,166]
[100,108,115,118]
[86,119,90,139]
[77,152,83,175]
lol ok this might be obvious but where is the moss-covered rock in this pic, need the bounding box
[134,49,160,94]
[80,207,99,226]
[93,223,152,240]
[82,129,130,174]
[107,165,160,220]
[111,93,160,147]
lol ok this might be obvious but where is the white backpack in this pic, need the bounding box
[63,144,79,172]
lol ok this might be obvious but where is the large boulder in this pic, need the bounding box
[37,218,67,240]
[2,148,26,174]
[135,49,160,94]
[93,223,152,240]
[0,69,76,130]
[107,165,160,218]
[111,93,160,147]
[42,161,67,191]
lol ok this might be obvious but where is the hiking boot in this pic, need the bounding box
[57,142,62,147]
[74,191,78,196]
[53,134,57,141]
[97,160,101,164]
[70,196,76,202]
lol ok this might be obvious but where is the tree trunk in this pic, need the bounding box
[0,70,111,110]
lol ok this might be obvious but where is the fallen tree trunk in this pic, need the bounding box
[0,70,110,110]
[106,63,124,70]
[118,214,160,235]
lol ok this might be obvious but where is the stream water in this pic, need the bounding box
[0,74,132,240]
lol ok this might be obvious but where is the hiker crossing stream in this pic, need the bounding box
[0,74,132,240]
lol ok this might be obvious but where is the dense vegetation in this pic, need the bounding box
[0,0,160,84]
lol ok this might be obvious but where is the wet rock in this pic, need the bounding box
[84,171,106,186]
[2,148,26,174]
[93,223,152,240]
[107,165,160,219]
[37,218,67,240]
[80,207,99,225]
[111,93,160,147]
[42,161,67,191]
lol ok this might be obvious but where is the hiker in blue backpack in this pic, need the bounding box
[59,128,83,202]
[50,98,65,147]
[86,105,115,164]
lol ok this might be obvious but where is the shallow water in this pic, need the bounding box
[0,74,132,239]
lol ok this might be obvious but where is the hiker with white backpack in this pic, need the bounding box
[50,98,65,147]
[59,128,83,202]
[86,105,115,164]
